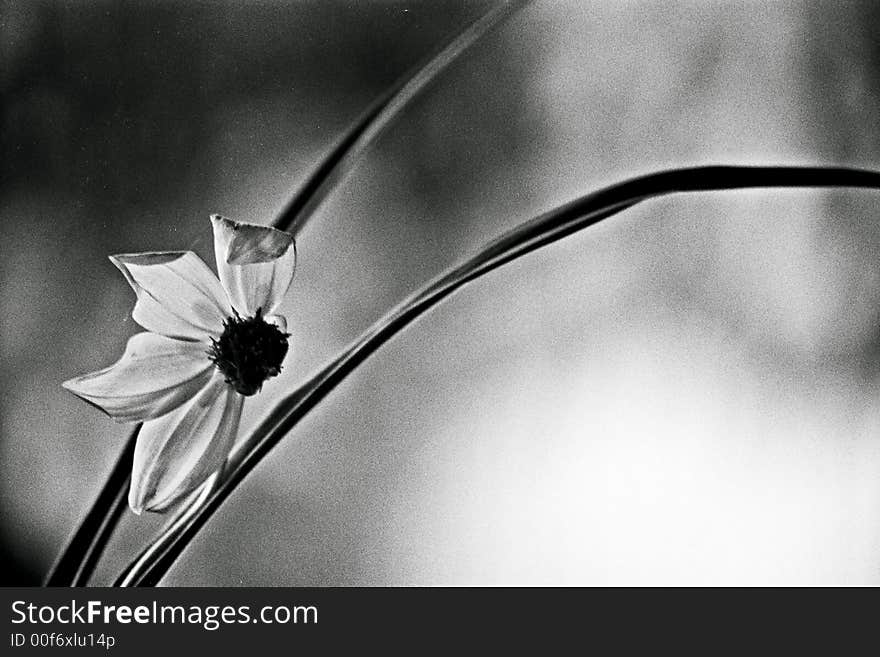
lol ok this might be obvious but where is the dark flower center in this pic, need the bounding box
[208,307,289,396]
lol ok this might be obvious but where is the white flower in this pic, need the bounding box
[63,215,297,514]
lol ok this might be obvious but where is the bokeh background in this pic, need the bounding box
[3,0,880,585]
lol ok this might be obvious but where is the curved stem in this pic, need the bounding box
[274,0,531,236]
[115,165,880,586]
[47,0,529,588]
[114,474,218,588]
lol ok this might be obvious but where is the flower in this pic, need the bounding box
[62,215,297,514]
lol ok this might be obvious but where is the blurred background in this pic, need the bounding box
[3,0,880,585]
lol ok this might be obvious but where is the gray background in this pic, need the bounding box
[3,0,880,585]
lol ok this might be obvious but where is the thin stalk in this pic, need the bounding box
[275,0,532,237]
[43,428,137,586]
[46,0,529,587]
[114,165,880,586]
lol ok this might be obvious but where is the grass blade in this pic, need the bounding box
[46,0,529,587]
[114,165,880,586]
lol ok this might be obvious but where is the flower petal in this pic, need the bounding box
[111,251,232,341]
[210,215,296,316]
[128,372,243,514]
[62,333,214,422]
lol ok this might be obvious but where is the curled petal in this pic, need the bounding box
[110,251,232,341]
[210,215,296,316]
[128,372,243,514]
[62,333,214,422]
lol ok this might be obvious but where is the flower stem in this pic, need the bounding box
[114,165,880,586]
[43,427,137,586]
[274,0,531,236]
